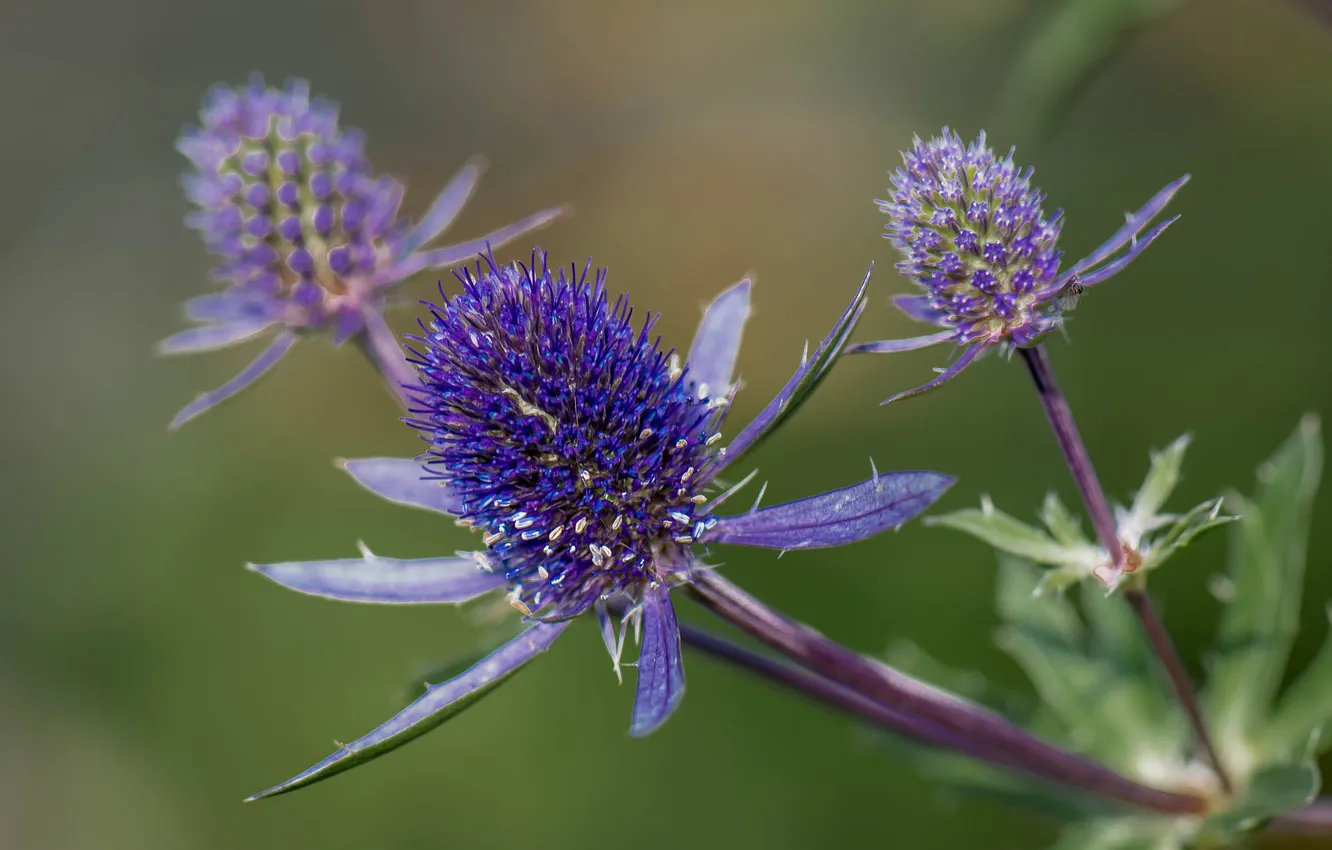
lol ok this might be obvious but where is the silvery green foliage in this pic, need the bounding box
[926,433,1237,593]
[888,419,1327,848]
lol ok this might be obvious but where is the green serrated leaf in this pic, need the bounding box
[1202,762,1320,840]
[1142,497,1239,571]
[930,502,1103,574]
[1264,606,1332,761]
[1206,416,1322,759]
[1041,491,1091,548]
[1124,433,1193,542]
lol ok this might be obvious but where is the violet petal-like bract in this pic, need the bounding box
[182,289,279,323]
[845,330,954,356]
[1061,216,1180,290]
[703,470,955,549]
[245,621,569,800]
[156,318,276,355]
[248,553,505,604]
[388,207,566,281]
[891,294,950,325]
[880,343,983,406]
[629,586,687,737]
[709,266,870,480]
[340,458,465,515]
[1060,175,1190,281]
[395,158,486,258]
[686,277,751,401]
[168,331,298,430]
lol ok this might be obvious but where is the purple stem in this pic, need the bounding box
[1018,344,1232,794]
[356,307,419,411]
[685,570,1206,815]
[1267,797,1332,835]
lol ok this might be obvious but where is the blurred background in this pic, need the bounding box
[3,0,1331,847]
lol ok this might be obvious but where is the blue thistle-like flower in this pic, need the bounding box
[159,76,563,428]
[244,253,956,798]
[852,128,1188,403]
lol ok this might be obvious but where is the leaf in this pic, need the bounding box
[245,621,569,800]
[1264,605,1332,760]
[705,470,955,549]
[1041,491,1090,548]
[1141,497,1238,570]
[1202,762,1320,840]
[928,501,1103,573]
[1206,415,1322,753]
[1119,433,1191,547]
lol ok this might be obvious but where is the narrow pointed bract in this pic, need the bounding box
[630,586,687,737]
[704,470,955,549]
[245,621,568,800]
[339,458,464,515]
[854,129,1185,403]
[162,75,564,425]
[687,277,752,399]
[249,552,506,604]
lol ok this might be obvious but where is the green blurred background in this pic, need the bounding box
[3,0,1332,847]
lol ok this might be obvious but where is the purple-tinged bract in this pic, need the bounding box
[408,257,720,620]
[160,75,562,428]
[856,128,1188,404]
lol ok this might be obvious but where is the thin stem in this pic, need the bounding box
[1266,797,1332,835]
[680,624,989,752]
[685,570,1206,816]
[1018,343,1233,794]
[356,306,419,411]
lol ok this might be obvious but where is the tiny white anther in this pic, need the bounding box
[550,525,565,542]
[483,531,504,546]
[538,566,550,580]
[706,432,723,446]
[681,467,695,482]
[697,382,710,399]
[579,469,592,483]
[676,438,688,449]
[506,593,533,616]
[611,515,624,531]
[692,494,708,504]
[668,511,692,525]
[574,517,589,533]
[673,535,695,544]
[639,428,654,440]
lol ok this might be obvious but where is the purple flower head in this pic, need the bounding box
[159,75,563,428]
[243,254,956,799]
[853,128,1188,403]
[407,258,720,621]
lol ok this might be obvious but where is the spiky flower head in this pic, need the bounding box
[160,75,561,428]
[408,256,722,620]
[881,129,1063,346]
[244,257,956,798]
[854,128,1188,404]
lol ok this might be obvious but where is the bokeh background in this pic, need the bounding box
[3,0,1332,847]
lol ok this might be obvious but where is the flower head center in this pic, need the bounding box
[411,258,719,617]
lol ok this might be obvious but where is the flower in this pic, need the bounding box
[159,75,563,428]
[851,128,1188,403]
[244,253,955,798]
